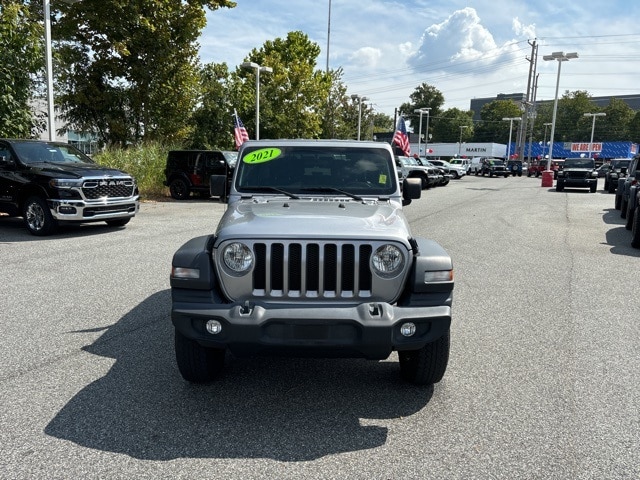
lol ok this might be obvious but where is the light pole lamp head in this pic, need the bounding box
[260,66,273,74]
[241,61,259,69]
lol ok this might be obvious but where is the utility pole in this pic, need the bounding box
[518,39,538,162]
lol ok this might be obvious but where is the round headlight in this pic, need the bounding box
[372,244,404,278]
[222,242,254,273]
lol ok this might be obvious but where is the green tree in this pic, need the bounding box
[399,83,445,141]
[238,31,331,140]
[473,100,523,143]
[0,1,44,138]
[188,62,236,149]
[601,98,635,141]
[431,108,473,143]
[54,0,235,147]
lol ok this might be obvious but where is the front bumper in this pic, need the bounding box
[558,177,596,188]
[48,196,140,222]
[172,301,451,360]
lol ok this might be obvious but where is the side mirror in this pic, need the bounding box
[210,174,227,201]
[402,178,421,206]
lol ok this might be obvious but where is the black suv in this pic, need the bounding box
[164,150,237,200]
[604,159,630,193]
[479,158,509,177]
[0,139,139,235]
[555,158,597,192]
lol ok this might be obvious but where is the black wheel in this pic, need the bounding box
[169,177,191,200]
[23,196,57,236]
[590,183,597,193]
[556,181,564,192]
[608,182,616,194]
[174,329,225,383]
[625,205,634,230]
[621,197,628,218]
[615,193,622,210]
[631,207,640,248]
[604,179,609,191]
[398,330,450,385]
[105,218,131,227]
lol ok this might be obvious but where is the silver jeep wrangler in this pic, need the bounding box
[170,140,454,386]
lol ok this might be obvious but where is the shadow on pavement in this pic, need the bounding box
[45,290,432,461]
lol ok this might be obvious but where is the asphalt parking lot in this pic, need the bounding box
[1,175,639,479]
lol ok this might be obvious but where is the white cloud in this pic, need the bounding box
[512,17,536,38]
[349,47,383,68]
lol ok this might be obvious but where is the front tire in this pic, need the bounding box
[399,330,450,385]
[174,329,225,383]
[590,183,597,193]
[615,193,622,210]
[556,181,564,192]
[169,178,191,200]
[625,204,634,230]
[23,196,57,236]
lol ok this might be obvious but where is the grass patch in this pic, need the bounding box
[94,142,178,200]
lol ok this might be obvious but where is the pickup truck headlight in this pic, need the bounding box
[50,178,83,188]
[222,242,254,273]
[372,244,404,278]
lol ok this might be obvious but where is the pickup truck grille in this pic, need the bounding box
[82,178,136,199]
[252,241,373,299]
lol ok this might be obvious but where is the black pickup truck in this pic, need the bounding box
[0,139,139,235]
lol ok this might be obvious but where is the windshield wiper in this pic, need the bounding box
[241,186,300,199]
[300,187,365,203]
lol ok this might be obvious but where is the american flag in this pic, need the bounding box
[233,112,249,149]
[393,116,411,156]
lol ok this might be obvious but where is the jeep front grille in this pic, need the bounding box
[252,241,373,299]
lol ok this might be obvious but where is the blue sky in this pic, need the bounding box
[200,0,640,118]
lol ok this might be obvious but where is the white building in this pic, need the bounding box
[411,142,508,159]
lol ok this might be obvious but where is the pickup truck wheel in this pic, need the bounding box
[621,197,628,218]
[615,193,622,209]
[169,178,190,200]
[105,218,130,227]
[631,207,640,248]
[399,330,450,385]
[174,329,225,383]
[23,196,57,236]
[556,181,564,192]
[608,182,616,194]
[590,183,597,193]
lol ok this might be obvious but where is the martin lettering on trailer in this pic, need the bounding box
[170,139,455,387]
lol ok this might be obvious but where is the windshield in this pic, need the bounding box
[12,141,95,165]
[236,145,396,197]
[489,159,505,165]
[564,159,595,169]
[612,160,630,169]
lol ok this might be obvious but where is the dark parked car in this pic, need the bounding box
[619,155,640,221]
[555,158,597,192]
[164,150,237,200]
[478,158,509,177]
[603,158,630,193]
[506,160,523,176]
[0,139,139,235]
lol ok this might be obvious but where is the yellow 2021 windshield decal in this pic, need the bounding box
[243,148,282,164]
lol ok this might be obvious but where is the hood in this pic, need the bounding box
[215,198,412,244]
[29,162,131,179]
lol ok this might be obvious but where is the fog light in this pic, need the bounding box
[400,322,416,337]
[206,320,222,335]
[59,206,77,215]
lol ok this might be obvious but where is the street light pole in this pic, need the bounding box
[351,94,369,140]
[44,0,55,141]
[584,112,606,159]
[502,117,520,160]
[414,108,431,158]
[241,61,273,140]
[543,51,578,171]
[458,125,468,156]
[542,122,552,159]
